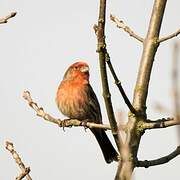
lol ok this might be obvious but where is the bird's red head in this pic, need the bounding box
[63,61,90,81]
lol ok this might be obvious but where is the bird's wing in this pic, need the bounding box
[86,84,102,123]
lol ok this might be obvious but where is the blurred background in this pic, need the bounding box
[0,0,179,179]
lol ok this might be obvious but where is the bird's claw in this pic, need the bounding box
[61,119,72,131]
[80,120,89,132]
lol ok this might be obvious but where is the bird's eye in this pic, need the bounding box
[74,66,78,70]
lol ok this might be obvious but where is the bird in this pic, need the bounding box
[56,61,118,163]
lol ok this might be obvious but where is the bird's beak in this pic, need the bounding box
[80,66,89,73]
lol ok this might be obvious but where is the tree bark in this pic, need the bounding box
[116,0,167,179]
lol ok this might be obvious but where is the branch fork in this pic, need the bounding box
[110,14,180,43]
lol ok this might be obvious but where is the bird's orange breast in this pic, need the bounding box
[56,79,89,119]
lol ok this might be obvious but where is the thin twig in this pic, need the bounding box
[105,52,137,115]
[23,91,127,131]
[0,12,17,24]
[142,117,180,130]
[158,29,180,43]
[110,14,144,43]
[5,141,32,180]
[136,146,180,168]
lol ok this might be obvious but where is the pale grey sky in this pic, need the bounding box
[0,0,180,179]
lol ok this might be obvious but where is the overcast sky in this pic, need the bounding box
[0,0,180,179]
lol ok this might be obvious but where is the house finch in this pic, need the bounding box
[56,61,118,163]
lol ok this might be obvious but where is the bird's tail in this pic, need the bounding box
[91,129,118,163]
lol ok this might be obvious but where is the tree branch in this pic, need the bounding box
[23,91,126,131]
[115,1,168,179]
[95,0,121,149]
[158,29,180,43]
[110,14,144,43]
[132,0,167,114]
[142,117,180,130]
[5,141,32,180]
[105,52,137,115]
[136,146,180,168]
[0,12,17,24]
